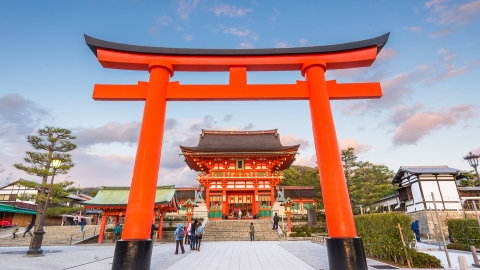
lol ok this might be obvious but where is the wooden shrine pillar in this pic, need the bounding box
[157,213,164,241]
[270,185,275,207]
[205,187,210,211]
[98,214,108,244]
[253,189,258,217]
[222,187,227,217]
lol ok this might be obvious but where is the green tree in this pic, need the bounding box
[458,170,479,186]
[282,165,323,207]
[13,127,76,227]
[348,162,395,207]
[16,180,81,217]
[341,147,359,190]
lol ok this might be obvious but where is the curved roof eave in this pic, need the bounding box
[84,33,389,57]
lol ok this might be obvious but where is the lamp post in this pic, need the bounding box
[463,152,480,185]
[26,157,62,256]
[183,199,197,225]
[281,197,296,232]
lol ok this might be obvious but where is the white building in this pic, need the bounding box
[391,166,464,213]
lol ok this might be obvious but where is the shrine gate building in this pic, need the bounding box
[180,129,304,219]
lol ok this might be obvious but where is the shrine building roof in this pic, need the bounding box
[180,129,300,153]
[80,185,179,208]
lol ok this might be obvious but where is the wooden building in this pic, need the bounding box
[180,129,303,220]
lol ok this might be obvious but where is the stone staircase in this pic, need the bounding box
[203,220,282,242]
[0,225,101,247]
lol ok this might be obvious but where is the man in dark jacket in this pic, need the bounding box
[190,220,198,250]
[411,220,420,242]
[273,213,279,230]
[23,221,33,237]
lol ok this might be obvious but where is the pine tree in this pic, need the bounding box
[14,127,76,228]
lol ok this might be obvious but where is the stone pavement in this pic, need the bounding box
[0,240,474,270]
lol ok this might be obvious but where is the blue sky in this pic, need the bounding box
[1,0,479,188]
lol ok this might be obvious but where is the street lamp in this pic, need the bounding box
[281,197,296,233]
[183,199,198,225]
[463,152,480,185]
[26,156,62,256]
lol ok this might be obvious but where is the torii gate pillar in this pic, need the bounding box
[85,32,389,270]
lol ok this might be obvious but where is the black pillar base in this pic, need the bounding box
[25,229,45,257]
[112,240,153,270]
[326,237,367,270]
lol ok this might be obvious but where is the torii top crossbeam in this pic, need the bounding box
[85,33,389,270]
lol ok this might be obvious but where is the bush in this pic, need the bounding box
[289,233,297,237]
[306,232,312,237]
[447,243,471,251]
[411,251,442,268]
[105,228,114,232]
[298,232,306,237]
[355,212,415,265]
[447,219,480,246]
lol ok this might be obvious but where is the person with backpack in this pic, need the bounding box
[112,224,122,243]
[174,223,185,254]
[273,213,279,230]
[190,220,198,250]
[12,223,19,239]
[80,218,87,232]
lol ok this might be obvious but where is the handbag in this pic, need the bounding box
[248,229,252,234]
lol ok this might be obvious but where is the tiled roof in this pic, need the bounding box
[80,185,177,207]
[180,129,299,152]
[399,166,463,174]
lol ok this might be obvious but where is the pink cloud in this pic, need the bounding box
[275,42,287,48]
[280,134,310,150]
[426,0,480,25]
[338,139,372,154]
[403,26,422,32]
[293,154,317,168]
[392,104,476,146]
[429,27,456,37]
[176,0,199,20]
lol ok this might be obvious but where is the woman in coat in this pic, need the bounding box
[195,221,204,251]
[174,223,185,254]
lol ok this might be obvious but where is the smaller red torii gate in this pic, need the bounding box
[85,33,389,270]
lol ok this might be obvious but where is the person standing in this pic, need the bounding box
[80,218,87,232]
[12,223,19,239]
[411,220,421,242]
[73,214,79,225]
[190,220,198,250]
[273,213,279,230]
[23,222,33,237]
[184,223,191,245]
[174,223,185,254]
[238,209,242,220]
[150,223,156,239]
[112,224,122,243]
[195,221,204,251]
[249,222,255,242]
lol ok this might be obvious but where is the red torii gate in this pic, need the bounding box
[85,33,389,270]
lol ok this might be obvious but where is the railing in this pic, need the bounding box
[69,227,98,245]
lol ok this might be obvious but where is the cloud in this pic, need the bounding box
[220,26,258,40]
[215,4,251,17]
[0,94,49,136]
[223,114,233,121]
[240,42,254,49]
[270,8,281,21]
[404,26,422,32]
[150,16,173,36]
[74,122,140,147]
[425,0,480,25]
[176,0,199,20]
[429,27,456,37]
[189,115,216,131]
[280,134,310,150]
[243,123,254,130]
[392,104,476,146]
[293,154,316,167]
[275,42,287,48]
[299,39,308,46]
[338,139,372,154]
[390,103,426,126]
[185,35,193,41]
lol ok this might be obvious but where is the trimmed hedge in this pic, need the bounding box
[355,213,441,268]
[447,243,471,251]
[355,213,415,265]
[447,218,480,247]
[289,225,327,237]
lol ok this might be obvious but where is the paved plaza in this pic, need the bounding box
[0,240,476,270]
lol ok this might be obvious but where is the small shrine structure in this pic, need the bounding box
[80,186,179,243]
[180,129,300,220]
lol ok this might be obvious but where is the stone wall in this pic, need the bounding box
[409,210,478,240]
